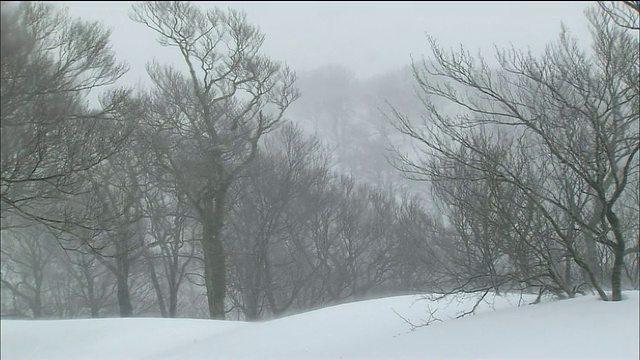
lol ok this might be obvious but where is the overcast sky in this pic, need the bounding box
[61,1,593,85]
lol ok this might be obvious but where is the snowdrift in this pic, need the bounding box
[2,291,638,360]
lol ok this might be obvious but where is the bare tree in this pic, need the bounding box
[598,1,639,30]
[63,250,116,318]
[422,143,592,300]
[131,1,299,319]
[224,122,416,319]
[226,124,327,320]
[390,191,439,291]
[391,5,638,301]
[143,188,198,318]
[0,226,59,318]
[1,1,134,231]
[75,146,147,317]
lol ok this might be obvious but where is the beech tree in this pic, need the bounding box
[391,4,638,301]
[1,1,133,231]
[131,1,298,319]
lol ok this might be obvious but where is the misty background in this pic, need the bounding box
[64,1,592,82]
[1,0,637,323]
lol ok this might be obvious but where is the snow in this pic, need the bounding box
[2,291,638,360]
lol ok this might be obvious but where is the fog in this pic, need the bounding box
[2,0,638,334]
[63,1,592,84]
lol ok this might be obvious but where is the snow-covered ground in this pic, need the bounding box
[2,291,638,360]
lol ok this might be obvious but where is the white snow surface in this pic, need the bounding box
[2,291,638,360]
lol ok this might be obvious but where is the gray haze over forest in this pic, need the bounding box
[63,1,592,83]
[2,0,637,325]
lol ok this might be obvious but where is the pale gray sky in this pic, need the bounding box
[61,1,593,85]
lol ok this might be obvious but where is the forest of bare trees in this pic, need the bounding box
[1,1,637,320]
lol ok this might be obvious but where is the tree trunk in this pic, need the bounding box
[244,297,259,321]
[29,266,44,319]
[583,232,603,284]
[611,243,625,301]
[202,223,226,319]
[85,270,99,318]
[242,260,260,321]
[90,303,100,318]
[116,273,133,317]
[201,189,228,320]
[33,289,42,319]
[564,255,573,296]
[634,255,639,290]
[168,247,179,318]
[168,289,177,318]
[211,227,227,319]
[146,252,168,317]
[607,207,625,301]
[264,253,288,317]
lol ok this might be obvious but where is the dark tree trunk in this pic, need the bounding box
[33,287,42,319]
[86,272,99,318]
[607,206,625,301]
[244,273,262,321]
[168,247,180,318]
[201,189,228,320]
[31,264,45,318]
[202,224,226,319]
[611,243,625,301]
[90,304,100,318]
[244,299,259,321]
[146,253,168,317]
[564,256,574,297]
[168,289,177,318]
[116,273,133,317]
[211,226,227,319]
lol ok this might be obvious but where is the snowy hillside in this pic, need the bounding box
[2,291,638,360]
